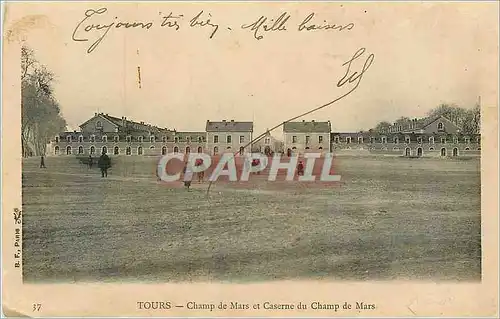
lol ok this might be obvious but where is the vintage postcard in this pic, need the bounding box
[2,1,499,317]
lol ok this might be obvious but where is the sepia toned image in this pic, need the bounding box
[2,1,498,317]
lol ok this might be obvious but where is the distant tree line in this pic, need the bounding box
[21,45,67,157]
[372,103,481,135]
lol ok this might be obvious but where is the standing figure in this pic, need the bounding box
[252,158,261,175]
[88,155,94,169]
[40,155,46,168]
[195,158,204,183]
[297,160,304,176]
[183,162,193,191]
[98,151,111,178]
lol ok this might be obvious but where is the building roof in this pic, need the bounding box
[389,115,459,133]
[206,120,253,132]
[283,121,331,133]
[80,113,173,133]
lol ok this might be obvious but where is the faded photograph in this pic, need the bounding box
[14,2,488,286]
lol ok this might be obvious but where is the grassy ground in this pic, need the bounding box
[22,155,481,283]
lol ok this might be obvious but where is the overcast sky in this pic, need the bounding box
[7,2,498,135]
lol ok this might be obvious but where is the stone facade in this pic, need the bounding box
[331,132,481,157]
[252,130,283,155]
[283,120,331,156]
[50,113,205,157]
[49,113,480,158]
[205,120,254,156]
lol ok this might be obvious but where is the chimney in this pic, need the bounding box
[106,113,108,116]
[94,112,97,116]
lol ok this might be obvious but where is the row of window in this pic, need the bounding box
[333,136,480,144]
[55,134,255,144]
[54,145,247,156]
[55,135,205,143]
[402,147,466,157]
[212,135,247,143]
[288,147,324,150]
[333,146,479,152]
[290,136,324,144]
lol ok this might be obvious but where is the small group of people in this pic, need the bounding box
[180,159,206,191]
[247,157,305,176]
[40,151,111,178]
[87,152,111,177]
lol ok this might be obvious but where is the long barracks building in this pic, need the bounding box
[48,113,480,158]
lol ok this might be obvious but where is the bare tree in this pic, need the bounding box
[427,103,480,135]
[21,44,67,157]
[374,121,391,133]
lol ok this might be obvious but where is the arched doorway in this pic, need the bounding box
[90,146,95,155]
[173,146,179,153]
[66,146,72,155]
[417,147,423,157]
[102,146,107,154]
[440,148,447,157]
[287,148,292,157]
[213,146,218,155]
[78,146,84,154]
[114,146,119,155]
[137,146,143,155]
[239,146,244,155]
[186,146,191,154]
[197,146,203,153]
[405,147,411,157]
[126,147,131,155]
[54,146,59,155]
[162,146,167,155]
[452,148,459,157]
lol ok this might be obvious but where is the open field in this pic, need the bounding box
[22,155,481,283]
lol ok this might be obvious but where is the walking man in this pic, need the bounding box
[98,150,111,178]
[88,155,93,169]
[40,155,46,168]
[183,161,194,191]
[195,158,204,183]
[297,160,304,176]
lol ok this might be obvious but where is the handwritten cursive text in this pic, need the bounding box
[72,8,154,54]
[189,10,219,39]
[298,13,354,32]
[241,12,291,40]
